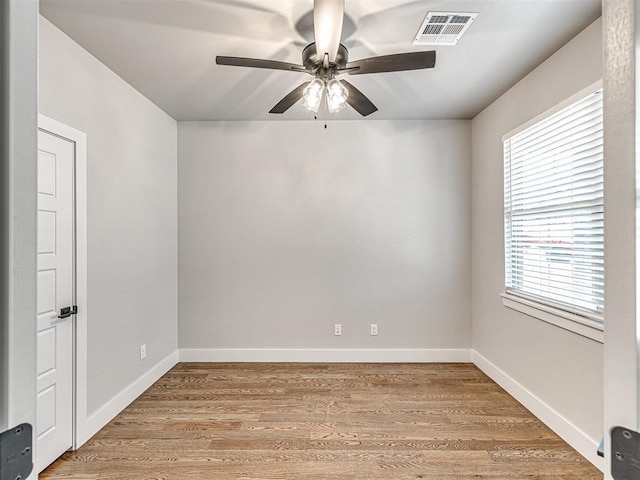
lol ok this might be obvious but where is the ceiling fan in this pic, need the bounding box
[216,0,436,117]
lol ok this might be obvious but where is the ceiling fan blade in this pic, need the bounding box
[341,80,378,117]
[313,0,344,63]
[269,82,311,114]
[346,51,436,75]
[216,56,308,73]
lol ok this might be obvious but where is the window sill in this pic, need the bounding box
[500,292,604,344]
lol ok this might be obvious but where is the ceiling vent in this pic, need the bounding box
[413,12,478,46]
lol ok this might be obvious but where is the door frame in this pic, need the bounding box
[602,0,640,478]
[38,114,89,450]
[1,1,38,479]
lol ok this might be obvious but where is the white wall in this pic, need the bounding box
[471,19,603,466]
[178,120,471,360]
[38,18,178,420]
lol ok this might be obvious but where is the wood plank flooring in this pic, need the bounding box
[41,363,602,479]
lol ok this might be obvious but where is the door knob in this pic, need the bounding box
[57,306,78,319]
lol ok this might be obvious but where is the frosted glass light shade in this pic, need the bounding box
[326,78,348,113]
[303,78,325,113]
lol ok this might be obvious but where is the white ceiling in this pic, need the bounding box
[40,0,601,121]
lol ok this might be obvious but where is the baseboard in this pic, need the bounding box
[179,348,471,363]
[471,350,604,472]
[79,350,178,446]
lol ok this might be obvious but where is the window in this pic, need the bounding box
[503,84,603,328]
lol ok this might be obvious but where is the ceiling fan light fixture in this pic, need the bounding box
[326,78,348,113]
[217,0,436,117]
[303,78,325,113]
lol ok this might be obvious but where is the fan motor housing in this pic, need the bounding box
[302,42,349,71]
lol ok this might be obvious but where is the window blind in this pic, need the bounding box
[503,88,603,319]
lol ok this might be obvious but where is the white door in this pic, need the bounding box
[36,129,75,472]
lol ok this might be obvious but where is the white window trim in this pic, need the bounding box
[501,292,603,343]
[502,79,603,142]
[501,80,604,343]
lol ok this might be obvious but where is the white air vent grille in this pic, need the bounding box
[413,12,478,46]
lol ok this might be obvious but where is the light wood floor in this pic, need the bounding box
[41,363,602,479]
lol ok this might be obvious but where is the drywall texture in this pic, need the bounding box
[38,18,178,415]
[603,0,638,467]
[1,0,38,454]
[178,120,471,351]
[471,18,603,448]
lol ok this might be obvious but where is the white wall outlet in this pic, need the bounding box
[334,324,342,336]
[140,344,147,360]
[370,324,378,336]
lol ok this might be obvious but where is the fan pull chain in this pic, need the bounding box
[313,115,327,129]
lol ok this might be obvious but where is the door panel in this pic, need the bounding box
[36,130,74,472]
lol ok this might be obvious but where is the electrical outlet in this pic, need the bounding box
[140,344,146,360]
[370,324,378,336]
[334,324,342,336]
